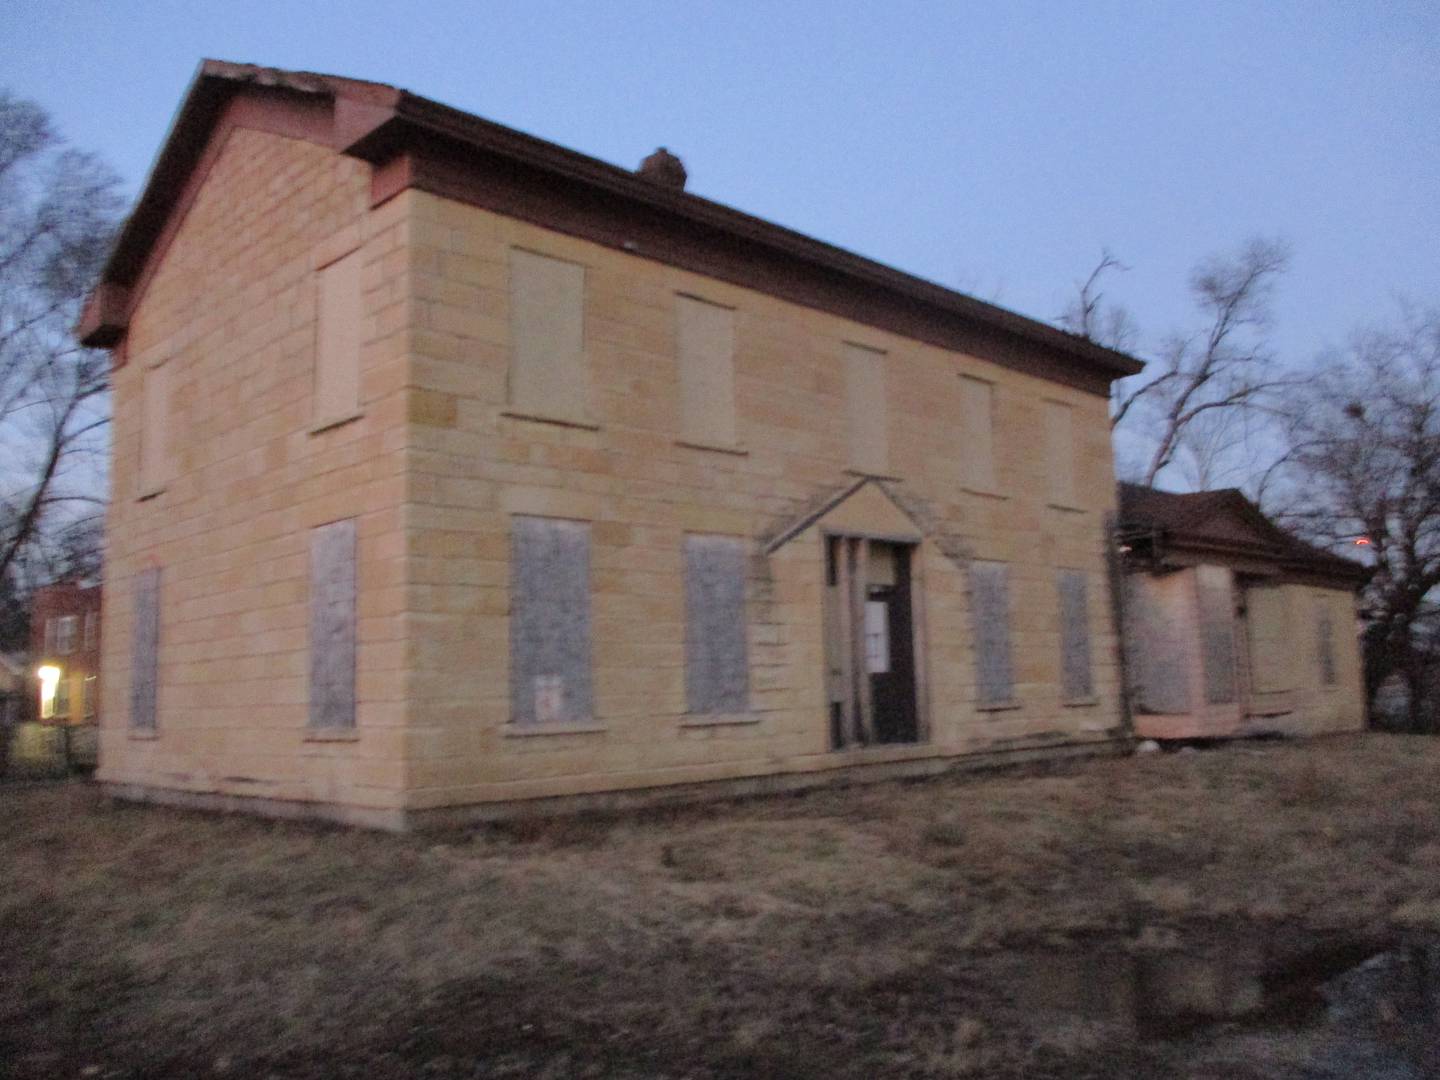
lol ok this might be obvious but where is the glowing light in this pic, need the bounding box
[37,665,60,719]
[1354,537,1371,546]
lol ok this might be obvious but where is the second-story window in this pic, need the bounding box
[676,294,738,450]
[314,248,364,429]
[958,375,997,493]
[508,249,588,425]
[56,615,78,656]
[1044,399,1078,508]
[844,342,889,476]
[139,359,173,497]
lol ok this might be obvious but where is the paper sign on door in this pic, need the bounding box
[865,600,890,674]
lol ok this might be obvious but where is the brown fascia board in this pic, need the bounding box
[1155,533,1369,589]
[80,60,1145,392]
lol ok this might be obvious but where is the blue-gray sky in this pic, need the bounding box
[3,0,1437,377]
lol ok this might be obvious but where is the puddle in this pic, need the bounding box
[1003,928,1440,1077]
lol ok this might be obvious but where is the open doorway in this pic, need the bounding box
[825,536,921,748]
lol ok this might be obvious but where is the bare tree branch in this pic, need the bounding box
[0,88,120,619]
[1271,305,1440,730]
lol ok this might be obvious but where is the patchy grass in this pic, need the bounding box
[3,734,1440,1078]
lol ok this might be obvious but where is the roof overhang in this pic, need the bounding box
[80,60,1146,394]
[1118,483,1371,590]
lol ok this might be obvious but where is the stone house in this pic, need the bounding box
[1117,483,1368,740]
[79,61,1142,829]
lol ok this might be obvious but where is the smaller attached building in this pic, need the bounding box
[1117,484,1367,740]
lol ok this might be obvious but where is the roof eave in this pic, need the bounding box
[384,90,1142,381]
[78,61,1145,384]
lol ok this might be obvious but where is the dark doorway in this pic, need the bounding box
[826,537,921,748]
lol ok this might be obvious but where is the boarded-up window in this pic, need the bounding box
[509,249,587,423]
[43,618,56,656]
[677,295,737,448]
[510,517,593,725]
[139,361,171,495]
[844,342,888,475]
[314,248,363,427]
[84,611,98,651]
[309,519,357,730]
[1043,399,1076,507]
[1122,573,1192,714]
[958,376,996,492]
[970,560,1014,705]
[130,566,160,731]
[1316,597,1338,686]
[1057,569,1094,701]
[684,535,749,714]
[1195,565,1237,705]
[1245,586,1294,694]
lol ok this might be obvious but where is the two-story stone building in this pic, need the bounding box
[80,61,1143,828]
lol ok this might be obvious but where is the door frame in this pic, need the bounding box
[821,528,931,749]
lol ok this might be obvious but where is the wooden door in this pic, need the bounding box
[827,537,919,747]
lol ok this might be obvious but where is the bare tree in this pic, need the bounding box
[1064,238,1292,488]
[1059,248,1138,354]
[0,91,120,593]
[1273,306,1440,730]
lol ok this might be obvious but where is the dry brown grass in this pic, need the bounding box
[3,734,1439,1078]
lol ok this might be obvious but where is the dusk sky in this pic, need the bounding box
[4,1,1437,383]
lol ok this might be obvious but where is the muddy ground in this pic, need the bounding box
[4,734,1440,1078]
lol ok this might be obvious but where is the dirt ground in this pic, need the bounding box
[4,734,1440,1079]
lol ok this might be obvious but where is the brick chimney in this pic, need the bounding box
[637,147,687,191]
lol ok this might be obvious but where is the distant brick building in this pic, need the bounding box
[79,61,1144,829]
[30,581,103,726]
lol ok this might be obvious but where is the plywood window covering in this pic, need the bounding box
[844,342,889,475]
[509,249,588,424]
[139,361,171,496]
[684,535,749,714]
[1057,570,1094,701]
[970,560,1015,706]
[1044,399,1077,507]
[677,295,738,449]
[1316,598,1338,686]
[309,519,357,730]
[314,248,363,427]
[1122,574,1191,714]
[1245,586,1294,694]
[43,618,56,656]
[1195,565,1238,705]
[130,566,160,731]
[510,516,593,726]
[958,375,996,492]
